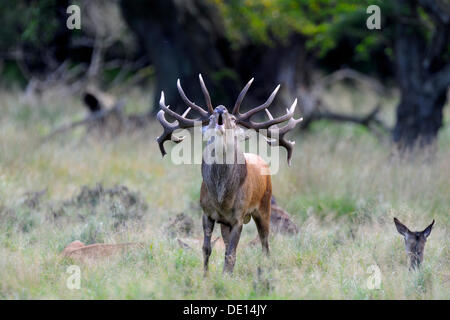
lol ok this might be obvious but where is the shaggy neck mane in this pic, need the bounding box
[201,142,247,206]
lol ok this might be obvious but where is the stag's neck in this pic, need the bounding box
[201,143,247,206]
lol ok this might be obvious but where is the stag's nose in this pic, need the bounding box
[215,105,227,114]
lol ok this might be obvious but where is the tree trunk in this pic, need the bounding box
[392,0,449,150]
[393,90,447,149]
[120,0,236,115]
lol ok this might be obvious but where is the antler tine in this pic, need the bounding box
[156,109,185,156]
[182,107,191,118]
[248,98,298,130]
[266,113,303,166]
[232,81,301,164]
[235,84,280,122]
[238,98,297,131]
[232,78,254,115]
[177,79,210,118]
[156,91,206,157]
[248,97,302,165]
[265,109,274,120]
[199,74,214,114]
[159,91,201,127]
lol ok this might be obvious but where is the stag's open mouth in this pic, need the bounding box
[215,113,225,135]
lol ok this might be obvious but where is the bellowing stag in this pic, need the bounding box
[157,75,302,273]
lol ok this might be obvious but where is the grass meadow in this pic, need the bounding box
[0,85,449,299]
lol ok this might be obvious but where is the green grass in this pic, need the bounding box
[0,86,449,299]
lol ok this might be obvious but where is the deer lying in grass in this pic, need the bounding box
[61,240,143,263]
[394,217,435,269]
[157,75,301,273]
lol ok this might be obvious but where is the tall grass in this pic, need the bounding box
[0,86,448,299]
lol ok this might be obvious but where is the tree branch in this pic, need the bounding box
[303,68,391,137]
[42,100,125,142]
[311,103,390,135]
[315,68,386,95]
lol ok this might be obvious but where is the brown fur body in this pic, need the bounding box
[270,202,299,235]
[200,138,272,273]
[200,153,271,228]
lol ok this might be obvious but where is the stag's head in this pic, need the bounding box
[394,217,434,269]
[204,105,238,137]
[156,74,302,165]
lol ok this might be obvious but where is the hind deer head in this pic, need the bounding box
[394,217,434,269]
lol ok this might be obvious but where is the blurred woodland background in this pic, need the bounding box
[0,0,448,149]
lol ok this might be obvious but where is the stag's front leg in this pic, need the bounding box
[202,213,215,275]
[223,223,243,274]
[220,224,231,249]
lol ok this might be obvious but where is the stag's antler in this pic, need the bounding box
[263,103,303,166]
[156,75,212,156]
[232,79,302,165]
[157,75,302,163]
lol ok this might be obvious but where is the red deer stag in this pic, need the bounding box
[156,75,302,273]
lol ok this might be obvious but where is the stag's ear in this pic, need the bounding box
[422,220,435,238]
[394,217,410,237]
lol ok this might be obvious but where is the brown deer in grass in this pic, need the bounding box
[394,217,435,269]
[157,75,302,273]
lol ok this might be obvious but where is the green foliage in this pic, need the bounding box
[20,0,60,46]
[0,62,28,87]
[211,0,385,57]
[211,0,448,72]
[0,0,62,85]
[0,0,59,49]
